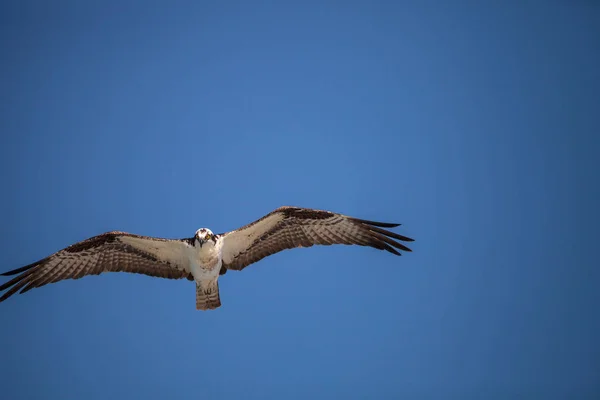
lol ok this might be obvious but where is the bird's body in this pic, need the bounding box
[187,229,223,309]
[1,206,415,310]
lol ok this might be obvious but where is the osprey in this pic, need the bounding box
[1,206,414,310]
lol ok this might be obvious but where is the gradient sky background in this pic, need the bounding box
[1,1,599,399]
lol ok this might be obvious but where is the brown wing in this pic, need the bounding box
[220,206,414,271]
[0,231,194,303]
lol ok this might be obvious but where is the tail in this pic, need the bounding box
[196,280,221,310]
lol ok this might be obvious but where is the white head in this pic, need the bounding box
[195,228,216,248]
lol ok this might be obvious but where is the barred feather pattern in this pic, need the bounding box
[220,206,414,271]
[0,232,192,302]
[196,280,221,310]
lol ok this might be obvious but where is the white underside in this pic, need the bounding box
[220,212,285,264]
[117,235,224,285]
[187,239,223,285]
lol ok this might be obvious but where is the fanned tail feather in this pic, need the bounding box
[196,280,221,310]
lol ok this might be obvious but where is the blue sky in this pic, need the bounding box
[1,1,599,399]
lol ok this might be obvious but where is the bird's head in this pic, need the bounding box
[195,228,216,248]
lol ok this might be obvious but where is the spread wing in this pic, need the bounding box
[0,231,195,302]
[220,206,414,271]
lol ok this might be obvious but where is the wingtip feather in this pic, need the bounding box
[1,261,41,276]
[382,244,402,256]
[0,278,31,302]
[350,217,401,228]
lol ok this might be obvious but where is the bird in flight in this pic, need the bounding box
[1,206,414,310]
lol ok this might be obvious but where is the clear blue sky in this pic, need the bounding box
[1,1,598,399]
